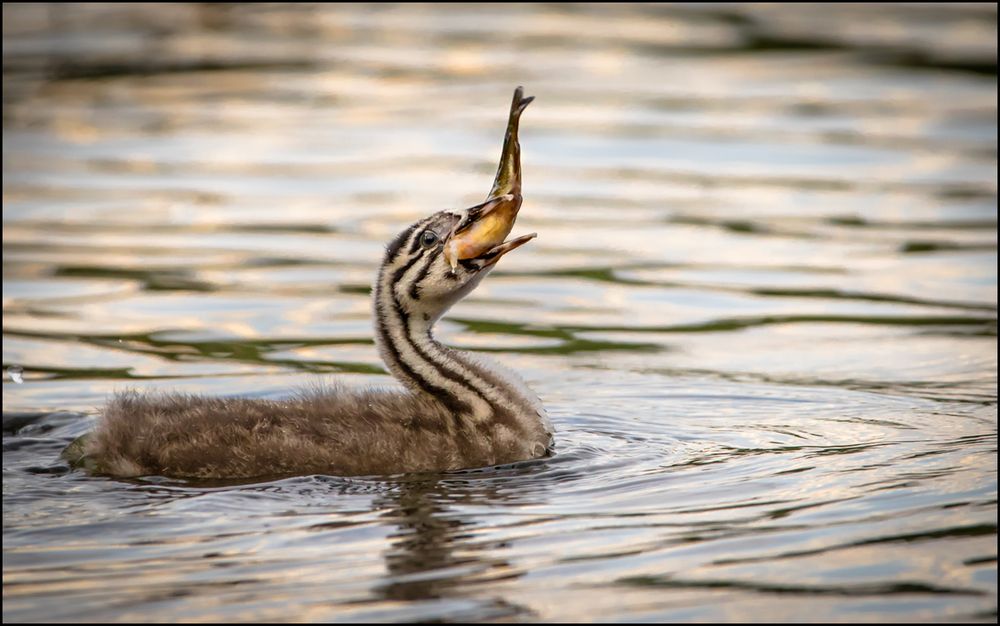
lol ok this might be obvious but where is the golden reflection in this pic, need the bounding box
[372,479,532,619]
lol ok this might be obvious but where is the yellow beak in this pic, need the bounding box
[444,193,534,270]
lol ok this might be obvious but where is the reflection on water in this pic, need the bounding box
[3,3,997,622]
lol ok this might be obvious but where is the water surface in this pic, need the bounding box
[3,3,997,622]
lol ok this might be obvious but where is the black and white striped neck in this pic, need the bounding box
[371,216,546,431]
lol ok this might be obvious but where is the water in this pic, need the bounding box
[3,3,996,622]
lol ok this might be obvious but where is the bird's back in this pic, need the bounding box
[69,385,545,479]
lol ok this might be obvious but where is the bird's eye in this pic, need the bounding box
[419,230,439,249]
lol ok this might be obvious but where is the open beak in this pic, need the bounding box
[444,193,535,270]
[472,232,537,268]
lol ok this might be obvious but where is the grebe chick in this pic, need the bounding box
[64,87,552,479]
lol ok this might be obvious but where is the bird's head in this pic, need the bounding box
[375,87,535,326]
[377,196,535,324]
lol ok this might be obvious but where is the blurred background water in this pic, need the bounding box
[2,3,997,622]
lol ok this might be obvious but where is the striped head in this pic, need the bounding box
[375,87,536,331]
[376,198,535,327]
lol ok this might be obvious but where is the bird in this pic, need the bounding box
[63,87,554,480]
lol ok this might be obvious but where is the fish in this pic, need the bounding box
[488,85,534,199]
[444,87,535,270]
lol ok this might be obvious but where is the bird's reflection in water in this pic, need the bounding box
[372,476,536,620]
